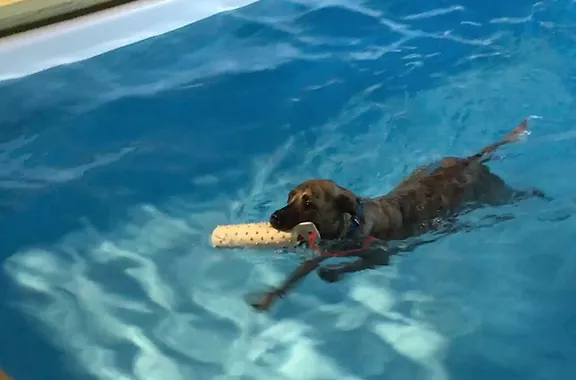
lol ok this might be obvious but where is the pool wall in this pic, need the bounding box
[0,0,141,38]
[0,0,260,81]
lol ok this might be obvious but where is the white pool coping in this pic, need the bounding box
[0,0,259,81]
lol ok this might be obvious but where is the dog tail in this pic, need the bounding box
[470,119,528,163]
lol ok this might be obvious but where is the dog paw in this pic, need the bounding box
[246,289,283,312]
[246,292,272,312]
[317,267,341,283]
[250,300,271,312]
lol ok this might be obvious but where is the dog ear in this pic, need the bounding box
[334,193,357,215]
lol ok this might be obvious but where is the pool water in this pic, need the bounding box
[2,0,576,379]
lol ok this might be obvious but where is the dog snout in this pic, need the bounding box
[270,211,282,229]
[269,207,296,231]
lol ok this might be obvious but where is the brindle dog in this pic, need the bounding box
[249,119,548,312]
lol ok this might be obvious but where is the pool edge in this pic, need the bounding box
[0,0,142,39]
[0,0,260,81]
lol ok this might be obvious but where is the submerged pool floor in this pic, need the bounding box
[1,0,576,379]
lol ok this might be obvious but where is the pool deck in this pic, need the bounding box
[0,0,140,38]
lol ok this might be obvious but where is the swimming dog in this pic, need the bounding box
[249,119,547,311]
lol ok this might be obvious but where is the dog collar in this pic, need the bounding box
[346,198,364,237]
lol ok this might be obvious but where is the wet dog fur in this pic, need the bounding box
[248,120,548,312]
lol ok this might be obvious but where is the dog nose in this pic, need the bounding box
[270,212,281,228]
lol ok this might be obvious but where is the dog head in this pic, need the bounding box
[269,179,359,239]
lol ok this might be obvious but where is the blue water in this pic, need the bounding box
[2,0,576,379]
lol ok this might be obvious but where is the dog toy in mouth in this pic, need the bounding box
[210,222,321,249]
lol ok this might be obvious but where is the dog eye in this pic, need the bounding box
[304,200,313,208]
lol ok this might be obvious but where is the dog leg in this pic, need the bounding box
[475,167,551,206]
[485,186,552,205]
[315,213,511,284]
[314,211,507,284]
[317,249,390,283]
[248,256,328,312]
[511,188,552,202]
[316,259,373,283]
[315,230,456,283]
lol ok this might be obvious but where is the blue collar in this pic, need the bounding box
[346,198,364,237]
